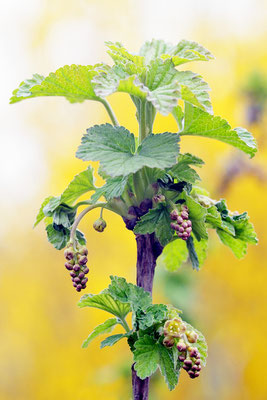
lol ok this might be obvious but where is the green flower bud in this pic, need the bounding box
[93,217,107,232]
[186,330,198,343]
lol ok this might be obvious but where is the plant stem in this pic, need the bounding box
[119,317,131,333]
[132,233,163,400]
[70,202,106,243]
[139,101,147,142]
[100,98,120,126]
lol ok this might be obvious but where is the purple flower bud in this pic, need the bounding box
[81,284,87,289]
[182,221,188,228]
[93,217,107,233]
[70,271,76,278]
[183,364,190,371]
[177,216,183,224]
[79,272,85,279]
[184,359,192,367]
[192,365,199,372]
[64,249,74,260]
[195,359,201,365]
[186,227,192,233]
[189,371,196,379]
[74,277,80,283]
[77,284,82,290]
[189,348,198,358]
[73,283,77,287]
[179,226,184,233]
[65,262,73,271]
[182,205,188,212]
[181,211,189,219]
[178,232,183,238]
[187,220,192,227]
[170,210,179,220]
[178,355,186,362]
[78,256,88,266]
[177,342,187,352]
[170,222,179,230]
[76,287,81,292]
[73,265,80,272]
[83,267,89,274]
[79,247,88,256]
[81,278,88,285]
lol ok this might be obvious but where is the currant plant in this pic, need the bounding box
[11,39,258,399]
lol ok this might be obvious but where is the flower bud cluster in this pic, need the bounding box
[163,318,202,379]
[170,204,192,241]
[64,242,89,292]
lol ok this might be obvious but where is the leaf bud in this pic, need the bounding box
[93,217,107,232]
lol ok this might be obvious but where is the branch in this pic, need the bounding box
[100,99,120,126]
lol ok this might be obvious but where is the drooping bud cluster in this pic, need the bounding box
[64,242,89,292]
[163,318,202,379]
[170,204,192,241]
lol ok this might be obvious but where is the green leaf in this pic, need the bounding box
[43,197,61,215]
[100,333,126,349]
[91,175,129,203]
[78,290,131,320]
[134,204,173,246]
[186,236,200,270]
[216,229,248,259]
[76,124,180,177]
[181,103,257,158]
[133,335,159,379]
[169,153,204,184]
[136,304,168,331]
[158,345,180,391]
[52,204,76,228]
[105,41,145,75]
[34,196,54,227]
[108,276,152,312]
[180,192,208,240]
[60,166,95,204]
[162,39,214,66]
[133,335,179,390]
[193,236,208,268]
[139,39,173,65]
[206,205,235,235]
[184,322,208,366]
[46,224,69,250]
[157,239,188,271]
[93,65,148,99]
[82,318,118,349]
[146,59,180,115]
[10,65,101,104]
[176,71,212,113]
[45,224,85,250]
[172,105,184,130]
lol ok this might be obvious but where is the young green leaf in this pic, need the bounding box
[78,290,131,320]
[134,204,173,246]
[91,175,129,203]
[60,166,95,204]
[158,345,180,391]
[105,41,145,75]
[139,39,173,65]
[34,196,54,227]
[108,276,152,312]
[10,65,102,104]
[136,304,168,331]
[100,333,127,349]
[157,238,188,272]
[186,236,200,270]
[172,105,184,130]
[76,124,180,177]
[176,71,212,113]
[180,192,208,240]
[46,224,69,250]
[82,318,118,349]
[133,335,179,390]
[169,153,204,184]
[181,103,257,158]
[216,229,248,259]
[133,335,159,379]
[146,59,180,115]
[162,39,214,66]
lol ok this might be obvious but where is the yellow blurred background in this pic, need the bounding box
[1,1,267,399]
